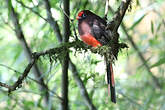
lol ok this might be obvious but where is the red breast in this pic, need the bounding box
[80,34,102,47]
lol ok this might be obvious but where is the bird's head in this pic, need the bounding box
[76,10,92,20]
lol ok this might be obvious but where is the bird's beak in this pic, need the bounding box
[76,16,81,20]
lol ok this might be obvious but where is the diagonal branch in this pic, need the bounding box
[5,0,50,104]
[0,55,38,92]
[111,0,132,32]
[121,23,161,88]
[69,60,97,110]
[9,56,38,92]
[0,63,62,100]
[43,0,62,42]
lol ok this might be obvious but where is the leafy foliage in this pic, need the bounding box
[0,0,165,110]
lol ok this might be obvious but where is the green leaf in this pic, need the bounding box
[150,57,165,68]
[12,46,22,65]
[28,0,32,2]
[156,22,161,32]
[151,20,154,34]
[136,0,140,6]
[7,0,12,19]
[90,59,101,65]
[129,14,146,30]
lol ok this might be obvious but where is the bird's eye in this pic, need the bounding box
[82,13,86,18]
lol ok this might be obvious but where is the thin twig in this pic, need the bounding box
[0,64,19,73]
[0,82,10,89]
[0,16,14,30]
[15,0,47,22]
[0,56,38,92]
[28,77,63,101]
[59,1,78,40]
[0,64,62,101]
[118,90,143,108]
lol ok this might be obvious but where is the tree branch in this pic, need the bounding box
[43,0,62,42]
[0,82,10,89]
[108,6,161,88]
[9,56,38,92]
[0,63,62,101]
[0,40,90,101]
[111,0,132,32]
[0,55,38,92]
[69,60,97,110]
[61,0,70,109]
[42,0,97,109]
[121,23,161,88]
[5,0,50,104]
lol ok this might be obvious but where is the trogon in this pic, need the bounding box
[77,10,116,103]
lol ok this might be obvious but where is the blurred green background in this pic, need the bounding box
[0,0,165,110]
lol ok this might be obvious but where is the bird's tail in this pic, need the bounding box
[106,59,116,103]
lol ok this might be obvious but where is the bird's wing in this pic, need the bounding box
[91,19,110,45]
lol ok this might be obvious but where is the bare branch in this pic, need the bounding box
[118,90,142,108]
[0,64,19,73]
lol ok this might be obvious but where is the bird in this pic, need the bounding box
[77,10,116,103]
